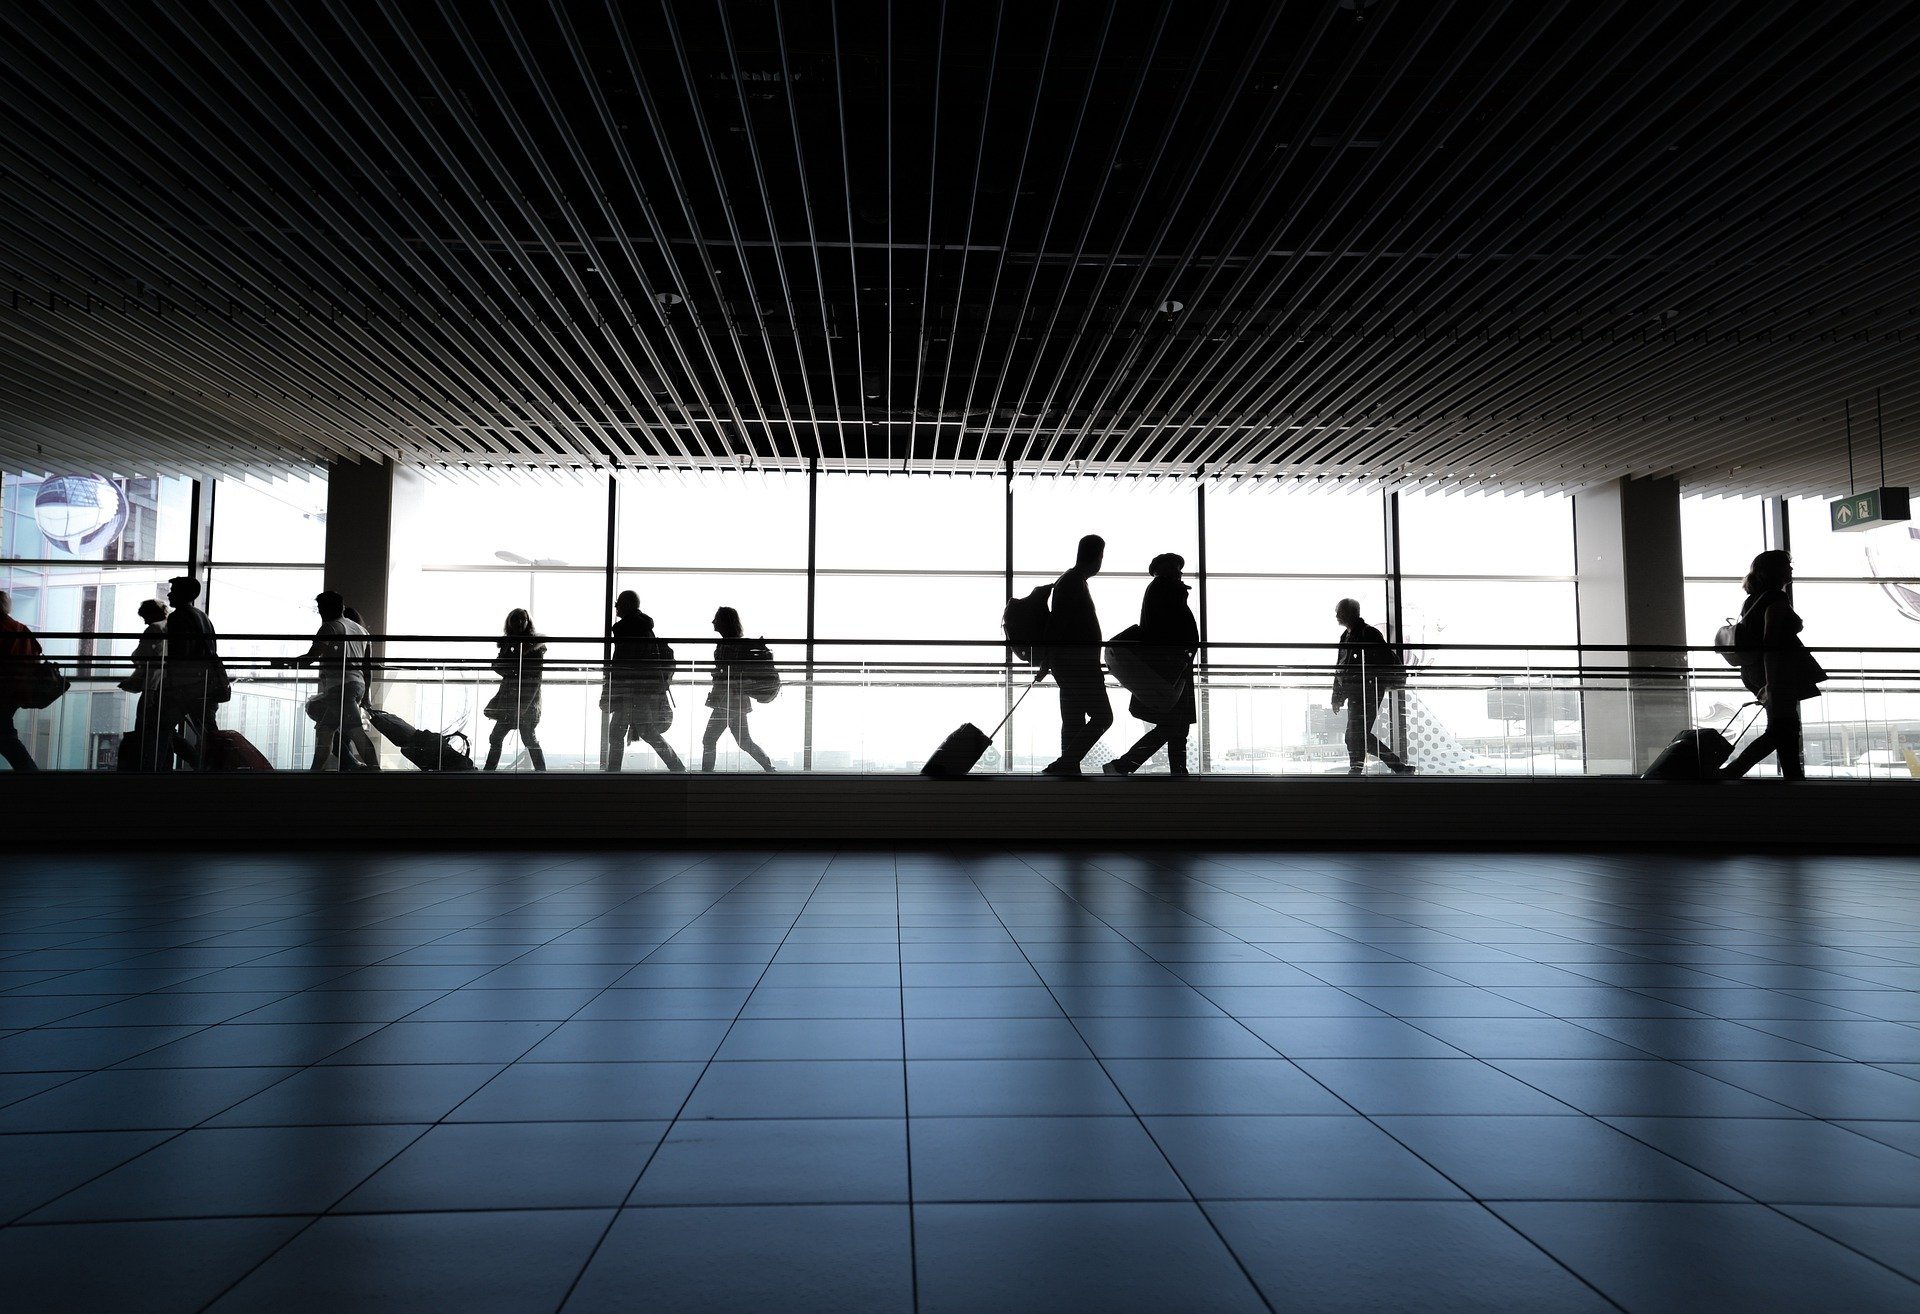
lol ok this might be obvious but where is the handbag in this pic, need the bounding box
[1712,617,1743,667]
[736,640,782,704]
[19,660,70,709]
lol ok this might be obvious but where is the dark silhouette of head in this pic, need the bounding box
[167,576,201,607]
[315,591,345,622]
[1076,534,1105,575]
[615,589,640,617]
[713,606,743,639]
[137,598,167,625]
[1745,550,1792,595]
[1335,597,1363,627]
[504,608,536,637]
[344,606,362,625]
[1148,552,1184,579]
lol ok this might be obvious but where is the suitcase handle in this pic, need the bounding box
[1723,700,1764,739]
[986,677,1043,739]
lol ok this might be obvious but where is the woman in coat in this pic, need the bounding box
[1723,549,1824,779]
[118,597,169,770]
[483,607,547,771]
[1104,552,1199,775]
[701,606,774,772]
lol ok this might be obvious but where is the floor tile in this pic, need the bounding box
[1294,1059,1576,1115]
[909,1115,1186,1201]
[402,988,604,1022]
[630,1118,908,1204]
[206,1064,502,1127]
[1835,1120,1920,1157]
[1780,1205,1920,1284]
[1102,1058,1352,1115]
[1678,1059,1920,1119]
[1493,1202,1920,1313]
[1145,1115,1465,1200]
[907,1059,1129,1116]
[1405,1017,1653,1060]
[522,1019,731,1063]
[739,987,903,1018]
[0,1129,174,1222]
[905,1018,1093,1059]
[0,1026,205,1073]
[233,990,450,1024]
[1071,1016,1277,1059]
[1239,1016,1467,1058]
[713,1018,904,1060]
[338,1120,667,1211]
[684,1060,907,1118]
[114,1023,385,1069]
[1207,1200,1615,1312]
[447,1061,706,1121]
[1606,1116,1920,1204]
[207,1208,610,1312]
[0,1217,308,1314]
[0,1067,297,1132]
[1377,1115,1741,1201]
[566,1205,913,1313]
[914,1201,1268,1313]
[1483,1059,1804,1117]
[570,988,751,1020]
[317,1020,559,1066]
[901,987,1063,1017]
[31,1124,423,1220]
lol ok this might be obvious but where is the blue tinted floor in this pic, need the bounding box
[1,849,1917,1313]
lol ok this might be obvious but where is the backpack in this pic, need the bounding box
[639,637,678,692]
[737,639,782,703]
[1712,617,1744,667]
[1002,584,1054,663]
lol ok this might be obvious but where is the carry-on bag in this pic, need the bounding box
[922,679,1040,777]
[1103,625,1178,715]
[1641,702,1761,780]
[205,729,273,771]
[369,707,477,771]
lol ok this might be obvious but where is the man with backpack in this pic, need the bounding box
[1039,534,1114,777]
[604,590,685,772]
[1331,597,1415,776]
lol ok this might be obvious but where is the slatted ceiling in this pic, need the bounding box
[2,3,1918,495]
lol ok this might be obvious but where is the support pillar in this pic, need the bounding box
[322,457,426,646]
[1574,476,1688,773]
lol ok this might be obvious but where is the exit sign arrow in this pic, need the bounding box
[1831,487,1913,533]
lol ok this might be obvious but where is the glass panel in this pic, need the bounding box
[2,473,191,561]
[1681,495,1768,580]
[619,470,808,569]
[418,477,609,570]
[205,568,326,664]
[613,571,808,647]
[816,472,1002,573]
[0,562,178,659]
[1207,488,1385,576]
[1788,495,1916,581]
[1398,490,1574,576]
[1012,475,1197,580]
[210,474,327,564]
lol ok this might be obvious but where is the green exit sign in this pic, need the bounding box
[1831,487,1912,532]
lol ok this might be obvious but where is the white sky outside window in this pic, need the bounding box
[211,475,327,564]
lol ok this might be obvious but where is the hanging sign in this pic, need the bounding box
[1830,487,1912,532]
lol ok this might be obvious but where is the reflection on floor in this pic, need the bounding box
[1,849,1917,1312]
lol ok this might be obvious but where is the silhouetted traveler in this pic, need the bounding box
[158,576,223,770]
[278,591,379,771]
[119,598,168,770]
[605,590,685,772]
[1722,550,1824,779]
[1332,598,1414,775]
[483,608,547,771]
[1041,534,1113,777]
[1105,553,1198,776]
[702,606,774,772]
[0,589,43,771]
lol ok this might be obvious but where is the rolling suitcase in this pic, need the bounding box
[205,729,273,771]
[922,680,1039,777]
[1642,702,1760,780]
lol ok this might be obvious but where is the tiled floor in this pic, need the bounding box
[1,849,1917,1313]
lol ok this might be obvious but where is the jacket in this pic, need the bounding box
[1332,621,1400,705]
[160,606,224,704]
[1046,567,1102,667]
[0,615,43,705]
[1131,576,1198,724]
[487,636,547,726]
[706,637,759,711]
[1736,590,1825,703]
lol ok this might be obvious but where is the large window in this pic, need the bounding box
[1681,495,1769,648]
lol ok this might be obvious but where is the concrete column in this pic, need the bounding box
[322,458,425,641]
[1574,476,1688,773]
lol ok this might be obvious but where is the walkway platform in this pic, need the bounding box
[15,773,1915,847]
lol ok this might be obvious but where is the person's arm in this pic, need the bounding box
[1761,600,1788,706]
[277,629,329,669]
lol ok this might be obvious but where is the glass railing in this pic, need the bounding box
[6,632,1919,778]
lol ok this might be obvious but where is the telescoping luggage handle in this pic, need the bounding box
[1723,700,1764,739]
[986,677,1044,738]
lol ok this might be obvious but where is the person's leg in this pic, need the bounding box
[1361,692,1408,769]
[1343,699,1367,771]
[1110,723,1173,774]
[1056,666,1112,766]
[701,708,727,771]
[485,722,508,771]
[310,721,336,771]
[347,727,381,769]
[731,713,774,771]
[604,709,629,772]
[1166,730,1190,774]
[0,706,35,771]
[639,730,686,772]
[522,721,546,772]
[1721,714,1779,778]
[1771,700,1804,779]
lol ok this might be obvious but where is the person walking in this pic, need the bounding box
[277,591,380,771]
[1722,549,1824,779]
[1040,534,1113,777]
[158,576,223,770]
[1104,552,1198,776]
[0,589,44,771]
[118,597,169,769]
[701,606,774,772]
[1332,598,1415,775]
[483,608,547,771]
[604,590,685,772]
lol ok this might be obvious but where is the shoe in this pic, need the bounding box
[1387,762,1416,775]
[1346,765,1365,775]
[1040,760,1083,778]
[1102,760,1136,776]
